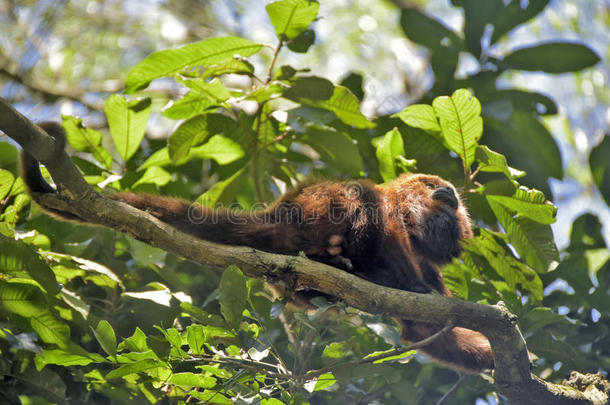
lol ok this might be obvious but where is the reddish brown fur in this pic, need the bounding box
[21,122,493,373]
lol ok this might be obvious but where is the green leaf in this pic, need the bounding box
[37,349,99,367]
[481,180,557,224]
[400,7,462,52]
[314,372,336,391]
[266,0,320,40]
[589,135,610,206]
[484,111,563,186]
[186,324,206,355]
[196,167,246,207]
[188,390,232,404]
[62,116,112,169]
[201,58,255,80]
[131,166,171,188]
[503,42,601,73]
[432,89,483,168]
[284,76,334,101]
[190,135,245,165]
[261,399,285,405]
[464,232,544,301]
[301,85,374,129]
[392,104,440,133]
[476,146,525,179]
[487,200,558,273]
[0,281,70,348]
[183,77,232,101]
[122,327,149,353]
[138,148,171,171]
[164,79,231,120]
[106,358,162,379]
[19,366,66,403]
[105,95,152,161]
[163,91,216,120]
[322,342,349,359]
[93,320,117,357]
[489,0,550,44]
[0,169,15,200]
[287,28,316,53]
[125,36,263,92]
[302,129,363,176]
[480,89,558,115]
[0,236,59,295]
[219,265,247,328]
[376,128,405,181]
[169,372,216,389]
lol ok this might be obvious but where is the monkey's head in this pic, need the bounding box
[388,173,473,262]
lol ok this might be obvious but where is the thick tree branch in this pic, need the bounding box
[0,97,606,405]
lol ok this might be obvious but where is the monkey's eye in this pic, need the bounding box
[425,183,438,189]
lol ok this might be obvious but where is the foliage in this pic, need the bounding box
[0,1,606,404]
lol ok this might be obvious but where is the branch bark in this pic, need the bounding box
[0,97,607,405]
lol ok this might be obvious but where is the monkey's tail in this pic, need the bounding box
[399,320,494,373]
[19,122,85,221]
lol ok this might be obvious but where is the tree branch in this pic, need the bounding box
[0,97,606,405]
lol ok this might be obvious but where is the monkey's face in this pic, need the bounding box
[389,173,474,260]
[393,174,462,209]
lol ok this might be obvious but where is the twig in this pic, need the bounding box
[301,322,454,380]
[436,374,466,405]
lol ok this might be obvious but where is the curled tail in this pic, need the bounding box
[399,319,494,373]
[19,122,82,221]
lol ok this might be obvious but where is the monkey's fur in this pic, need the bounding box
[21,122,494,372]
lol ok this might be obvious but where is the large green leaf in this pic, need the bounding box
[105,95,152,162]
[464,232,543,301]
[201,58,255,80]
[37,349,103,367]
[489,0,551,44]
[459,0,504,56]
[589,135,610,206]
[301,129,363,176]
[457,0,550,55]
[284,76,334,101]
[484,182,556,225]
[169,372,216,389]
[487,200,558,273]
[163,91,217,120]
[476,146,525,179]
[480,89,558,115]
[106,358,162,379]
[484,111,563,194]
[301,86,374,129]
[0,236,59,295]
[190,135,245,165]
[266,0,320,40]
[131,167,171,188]
[62,116,112,169]
[503,42,600,73]
[392,104,441,133]
[432,89,483,168]
[0,169,15,200]
[400,7,462,52]
[125,37,262,92]
[196,167,246,207]
[375,128,405,182]
[168,115,213,161]
[0,281,70,348]
[219,265,247,329]
[92,320,117,357]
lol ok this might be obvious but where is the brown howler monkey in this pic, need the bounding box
[20,122,494,373]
